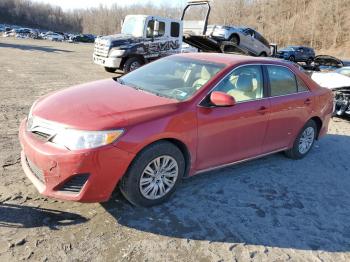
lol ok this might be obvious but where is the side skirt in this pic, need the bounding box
[194,147,289,175]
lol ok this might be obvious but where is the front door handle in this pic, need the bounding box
[304,98,312,105]
[257,106,269,114]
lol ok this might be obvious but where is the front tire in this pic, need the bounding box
[259,52,267,57]
[120,141,185,207]
[123,57,143,74]
[104,67,117,73]
[229,34,240,46]
[306,57,314,65]
[288,55,295,62]
[285,120,317,159]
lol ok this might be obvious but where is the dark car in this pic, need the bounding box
[277,46,315,64]
[69,34,95,43]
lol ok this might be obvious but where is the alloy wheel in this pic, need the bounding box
[298,127,315,154]
[130,61,141,71]
[139,155,179,200]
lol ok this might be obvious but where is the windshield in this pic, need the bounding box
[121,16,145,37]
[336,68,350,77]
[119,56,226,101]
[281,47,296,51]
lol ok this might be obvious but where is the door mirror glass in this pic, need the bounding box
[210,91,235,107]
[153,20,160,36]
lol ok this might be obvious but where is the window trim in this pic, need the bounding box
[198,63,310,108]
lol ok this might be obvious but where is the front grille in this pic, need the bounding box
[59,174,89,194]
[26,157,44,183]
[94,39,110,58]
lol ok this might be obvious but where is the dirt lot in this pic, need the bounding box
[1,37,350,261]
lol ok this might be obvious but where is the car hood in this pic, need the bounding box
[311,72,350,89]
[32,79,178,130]
[97,33,143,48]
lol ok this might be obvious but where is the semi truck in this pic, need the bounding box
[93,0,271,73]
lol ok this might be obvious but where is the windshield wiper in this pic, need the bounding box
[113,77,125,85]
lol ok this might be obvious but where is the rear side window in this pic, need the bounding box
[171,22,180,37]
[296,77,309,92]
[267,66,297,96]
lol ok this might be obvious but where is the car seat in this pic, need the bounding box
[192,66,213,90]
[227,74,256,101]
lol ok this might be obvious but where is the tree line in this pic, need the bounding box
[0,0,349,50]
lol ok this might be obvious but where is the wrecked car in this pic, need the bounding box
[309,56,350,116]
[207,26,271,56]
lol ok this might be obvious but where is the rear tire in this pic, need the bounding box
[120,141,185,207]
[104,67,117,73]
[285,120,317,159]
[306,57,314,65]
[123,57,143,74]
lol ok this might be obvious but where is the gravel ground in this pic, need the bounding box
[1,38,350,262]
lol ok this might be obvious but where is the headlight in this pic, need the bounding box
[51,129,124,150]
[27,100,38,130]
[109,49,125,58]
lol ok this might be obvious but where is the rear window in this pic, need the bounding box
[171,22,180,37]
[267,66,297,96]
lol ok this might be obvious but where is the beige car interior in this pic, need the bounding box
[219,66,263,102]
[192,66,218,90]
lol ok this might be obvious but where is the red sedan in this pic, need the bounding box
[19,53,333,206]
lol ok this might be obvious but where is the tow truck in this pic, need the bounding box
[93,0,267,74]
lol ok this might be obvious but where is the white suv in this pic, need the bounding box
[208,26,271,56]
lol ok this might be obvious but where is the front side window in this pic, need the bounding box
[146,20,165,38]
[214,65,264,102]
[267,66,297,96]
[119,56,225,101]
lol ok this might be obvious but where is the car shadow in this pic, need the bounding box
[0,203,87,230]
[102,134,350,252]
[0,42,73,53]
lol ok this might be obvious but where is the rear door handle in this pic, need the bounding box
[304,98,312,105]
[257,106,269,114]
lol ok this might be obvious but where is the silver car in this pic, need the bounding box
[208,26,271,57]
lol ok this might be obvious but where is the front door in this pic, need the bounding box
[196,65,270,170]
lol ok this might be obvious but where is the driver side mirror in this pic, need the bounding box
[210,91,235,107]
[153,20,160,37]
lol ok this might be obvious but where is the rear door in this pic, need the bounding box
[240,29,255,53]
[262,65,313,153]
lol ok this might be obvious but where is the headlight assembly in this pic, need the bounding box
[27,100,38,131]
[51,129,124,150]
[109,49,125,58]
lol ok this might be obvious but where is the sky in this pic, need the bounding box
[31,0,186,10]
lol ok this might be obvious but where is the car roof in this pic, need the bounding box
[174,53,294,67]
